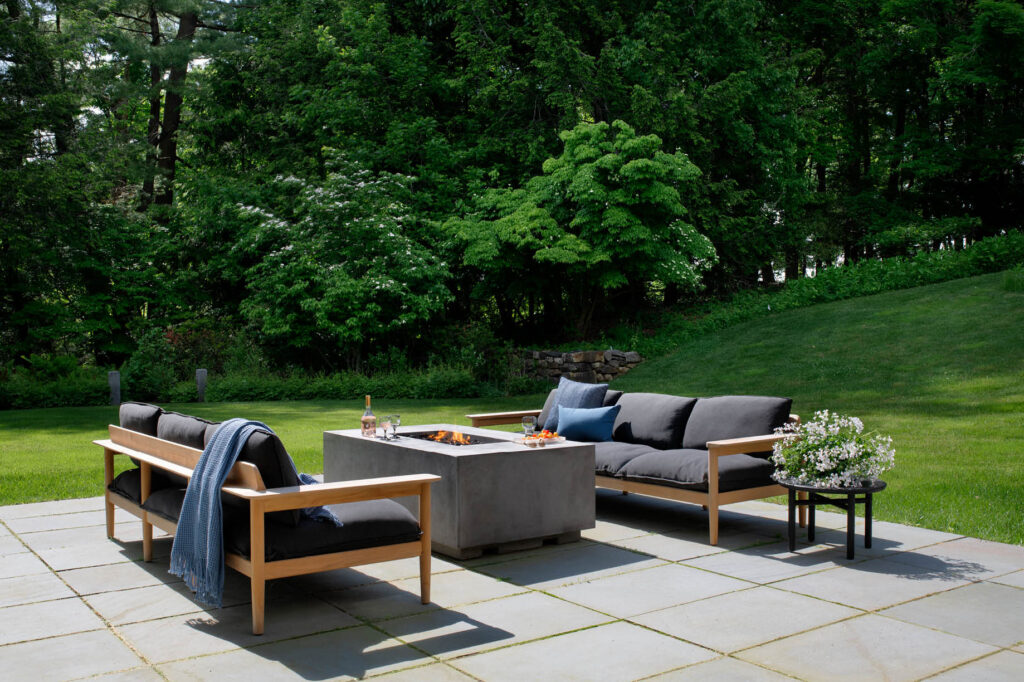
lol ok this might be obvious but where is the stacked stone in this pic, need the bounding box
[521,349,643,383]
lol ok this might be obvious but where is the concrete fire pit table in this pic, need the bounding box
[323,424,595,559]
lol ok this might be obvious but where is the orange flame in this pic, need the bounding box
[427,430,472,445]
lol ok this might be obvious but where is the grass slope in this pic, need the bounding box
[614,271,1024,544]
[0,272,1020,543]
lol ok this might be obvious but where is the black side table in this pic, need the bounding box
[780,478,887,559]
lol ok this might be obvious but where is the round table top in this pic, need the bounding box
[778,478,887,494]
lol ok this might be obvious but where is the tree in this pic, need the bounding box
[447,120,717,337]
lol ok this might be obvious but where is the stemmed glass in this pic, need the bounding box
[390,414,401,440]
[522,415,537,439]
[380,414,393,440]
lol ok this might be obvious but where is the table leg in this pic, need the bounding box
[846,492,855,560]
[865,493,873,549]
[788,488,796,552]
[808,495,816,543]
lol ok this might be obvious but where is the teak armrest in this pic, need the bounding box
[706,433,786,457]
[466,409,542,428]
[248,475,441,513]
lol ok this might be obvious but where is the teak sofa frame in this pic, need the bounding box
[467,410,805,545]
[95,425,439,634]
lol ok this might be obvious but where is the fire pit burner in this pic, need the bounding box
[406,430,502,446]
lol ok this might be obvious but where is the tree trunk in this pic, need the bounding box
[140,7,162,210]
[154,12,198,206]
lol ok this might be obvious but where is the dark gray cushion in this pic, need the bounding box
[107,468,178,502]
[594,441,658,476]
[119,402,162,436]
[537,389,559,430]
[157,412,215,449]
[547,377,608,433]
[620,448,776,492]
[603,389,623,407]
[141,489,421,562]
[612,392,697,450]
[682,396,793,450]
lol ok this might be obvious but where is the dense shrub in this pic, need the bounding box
[0,357,108,409]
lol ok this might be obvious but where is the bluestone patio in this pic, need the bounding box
[2,490,1022,681]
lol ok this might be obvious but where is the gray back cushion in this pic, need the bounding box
[603,389,623,407]
[119,402,162,435]
[612,392,697,450]
[204,421,303,526]
[537,389,559,430]
[682,395,793,449]
[157,412,215,449]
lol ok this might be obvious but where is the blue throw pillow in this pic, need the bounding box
[558,405,621,442]
[547,377,608,432]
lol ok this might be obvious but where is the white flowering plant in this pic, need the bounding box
[771,410,895,487]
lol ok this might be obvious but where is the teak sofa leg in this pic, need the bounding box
[251,577,265,636]
[708,505,720,545]
[419,482,432,605]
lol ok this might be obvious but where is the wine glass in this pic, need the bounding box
[390,414,400,439]
[522,415,537,439]
[380,414,393,440]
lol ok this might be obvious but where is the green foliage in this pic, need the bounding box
[600,231,1024,358]
[0,360,107,409]
[1002,266,1024,292]
[238,151,452,366]
[447,120,716,335]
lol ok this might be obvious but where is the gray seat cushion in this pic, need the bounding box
[620,448,776,492]
[682,396,792,449]
[594,442,658,476]
[142,488,421,562]
[612,393,697,449]
[108,468,146,503]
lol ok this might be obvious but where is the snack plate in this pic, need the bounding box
[515,436,566,447]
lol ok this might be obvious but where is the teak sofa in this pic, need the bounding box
[469,390,802,544]
[96,402,439,634]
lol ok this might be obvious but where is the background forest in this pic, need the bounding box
[3,0,1023,405]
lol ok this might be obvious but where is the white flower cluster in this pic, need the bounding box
[771,410,895,487]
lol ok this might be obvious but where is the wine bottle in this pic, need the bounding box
[360,395,377,437]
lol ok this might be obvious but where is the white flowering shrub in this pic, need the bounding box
[771,410,895,487]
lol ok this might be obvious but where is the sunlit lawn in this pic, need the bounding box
[1,272,1021,544]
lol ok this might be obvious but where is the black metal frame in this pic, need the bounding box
[785,481,886,559]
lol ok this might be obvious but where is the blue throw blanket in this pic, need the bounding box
[170,418,341,607]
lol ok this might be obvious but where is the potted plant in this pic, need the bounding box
[771,410,895,487]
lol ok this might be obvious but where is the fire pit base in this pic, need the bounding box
[323,424,596,559]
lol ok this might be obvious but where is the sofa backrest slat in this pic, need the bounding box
[108,425,266,491]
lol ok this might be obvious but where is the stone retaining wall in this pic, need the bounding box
[519,348,643,384]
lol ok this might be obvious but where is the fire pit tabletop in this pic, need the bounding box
[323,424,596,559]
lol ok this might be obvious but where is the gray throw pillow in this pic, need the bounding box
[612,392,697,449]
[546,377,608,433]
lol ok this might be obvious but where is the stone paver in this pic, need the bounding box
[548,562,750,618]
[773,557,977,610]
[991,569,1024,589]
[0,495,1021,681]
[632,585,860,653]
[117,595,360,663]
[377,591,610,659]
[157,624,433,681]
[0,570,77,607]
[925,650,1024,681]
[683,539,845,584]
[0,629,144,681]
[0,598,105,646]
[472,540,663,588]
[321,568,527,622]
[451,621,716,681]
[880,581,1024,647]
[648,656,795,680]
[737,613,997,681]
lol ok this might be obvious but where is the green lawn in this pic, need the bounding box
[1,272,1021,543]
